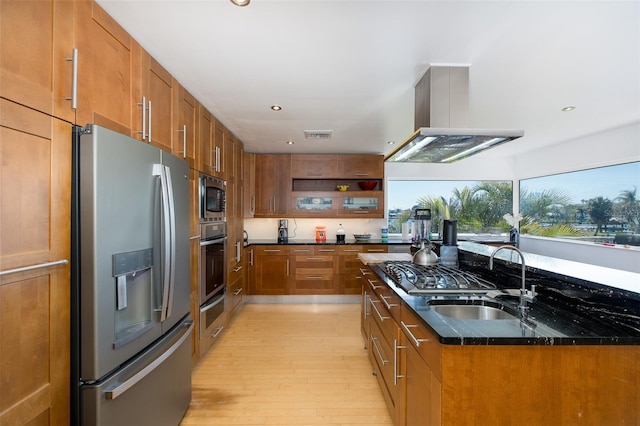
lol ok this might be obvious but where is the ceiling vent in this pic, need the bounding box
[304,130,333,140]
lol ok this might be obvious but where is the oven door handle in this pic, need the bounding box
[200,293,225,313]
[200,236,227,247]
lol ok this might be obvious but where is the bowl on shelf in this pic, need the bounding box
[358,181,377,191]
[353,233,371,242]
[336,184,350,192]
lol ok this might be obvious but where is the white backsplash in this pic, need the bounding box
[243,218,388,240]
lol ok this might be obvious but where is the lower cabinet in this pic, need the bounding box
[226,250,245,318]
[249,244,387,295]
[251,246,290,294]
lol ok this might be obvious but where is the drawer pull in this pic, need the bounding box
[359,268,371,275]
[370,300,389,322]
[381,295,398,309]
[305,276,324,279]
[317,249,336,253]
[366,249,385,252]
[305,257,323,261]
[371,336,389,365]
[233,288,243,296]
[211,326,224,338]
[400,321,429,347]
[367,278,383,290]
[264,249,281,252]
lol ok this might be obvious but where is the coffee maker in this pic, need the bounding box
[277,219,288,243]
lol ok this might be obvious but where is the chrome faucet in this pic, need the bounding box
[489,245,536,320]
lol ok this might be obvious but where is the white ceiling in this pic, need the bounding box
[97,0,640,159]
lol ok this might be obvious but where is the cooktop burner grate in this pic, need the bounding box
[378,261,497,295]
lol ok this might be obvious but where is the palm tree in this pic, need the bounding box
[587,196,613,236]
[470,181,513,228]
[615,187,639,233]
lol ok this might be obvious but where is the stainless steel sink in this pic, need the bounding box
[429,302,518,320]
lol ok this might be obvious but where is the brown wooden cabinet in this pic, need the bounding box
[0,0,76,122]
[75,0,139,136]
[338,246,364,294]
[0,99,71,426]
[138,50,174,151]
[243,153,256,217]
[290,246,338,294]
[254,154,291,217]
[251,246,291,295]
[213,120,227,179]
[174,83,197,168]
[291,154,338,178]
[337,154,384,178]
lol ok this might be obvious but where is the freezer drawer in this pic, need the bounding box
[82,319,193,426]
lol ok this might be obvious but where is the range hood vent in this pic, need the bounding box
[385,65,523,163]
[304,130,333,140]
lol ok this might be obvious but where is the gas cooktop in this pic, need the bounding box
[372,261,497,295]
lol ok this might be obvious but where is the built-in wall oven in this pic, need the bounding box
[199,173,226,223]
[199,221,227,353]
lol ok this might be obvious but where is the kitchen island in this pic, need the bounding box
[358,244,640,425]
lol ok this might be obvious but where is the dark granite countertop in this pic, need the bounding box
[364,243,640,346]
[245,238,411,246]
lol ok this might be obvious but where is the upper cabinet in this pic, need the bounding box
[138,51,175,151]
[291,155,338,178]
[337,154,384,178]
[75,1,139,135]
[243,153,256,218]
[174,84,197,168]
[255,154,292,217]
[0,0,76,122]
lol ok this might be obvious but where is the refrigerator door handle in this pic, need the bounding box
[104,321,193,400]
[153,164,174,322]
[164,165,176,320]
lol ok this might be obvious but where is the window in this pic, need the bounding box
[519,162,640,246]
[387,180,513,237]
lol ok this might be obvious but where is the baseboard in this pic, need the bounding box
[245,295,360,304]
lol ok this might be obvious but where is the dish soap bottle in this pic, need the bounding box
[336,224,345,244]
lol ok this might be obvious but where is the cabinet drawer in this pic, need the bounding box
[369,316,399,407]
[292,255,336,275]
[339,274,362,294]
[254,246,290,255]
[362,245,388,253]
[400,305,442,381]
[290,274,336,294]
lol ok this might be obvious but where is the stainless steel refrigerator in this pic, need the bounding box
[71,124,193,425]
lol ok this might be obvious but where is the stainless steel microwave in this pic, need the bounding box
[199,173,226,223]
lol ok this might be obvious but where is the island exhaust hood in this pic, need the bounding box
[385,65,524,163]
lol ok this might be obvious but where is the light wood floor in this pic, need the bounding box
[180,303,393,426]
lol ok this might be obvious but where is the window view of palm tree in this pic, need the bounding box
[519,162,640,246]
[387,180,513,237]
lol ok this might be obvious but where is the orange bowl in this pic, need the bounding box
[358,181,377,190]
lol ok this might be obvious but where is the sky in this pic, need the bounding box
[387,162,640,210]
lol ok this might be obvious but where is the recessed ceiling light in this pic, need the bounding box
[270,105,282,111]
[230,0,250,6]
[387,141,395,145]
[286,140,294,145]
[561,106,576,112]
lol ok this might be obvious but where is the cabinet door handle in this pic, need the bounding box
[394,339,406,385]
[147,100,153,142]
[137,96,147,140]
[65,48,78,109]
[353,173,369,177]
[249,249,254,266]
[371,336,389,365]
[236,241,241,262]
[400,321,429,347]
[215,146,221,172]
[178,124,187,157]
[286,259,290,276]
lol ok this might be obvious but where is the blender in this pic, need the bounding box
[411,209,432,253]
